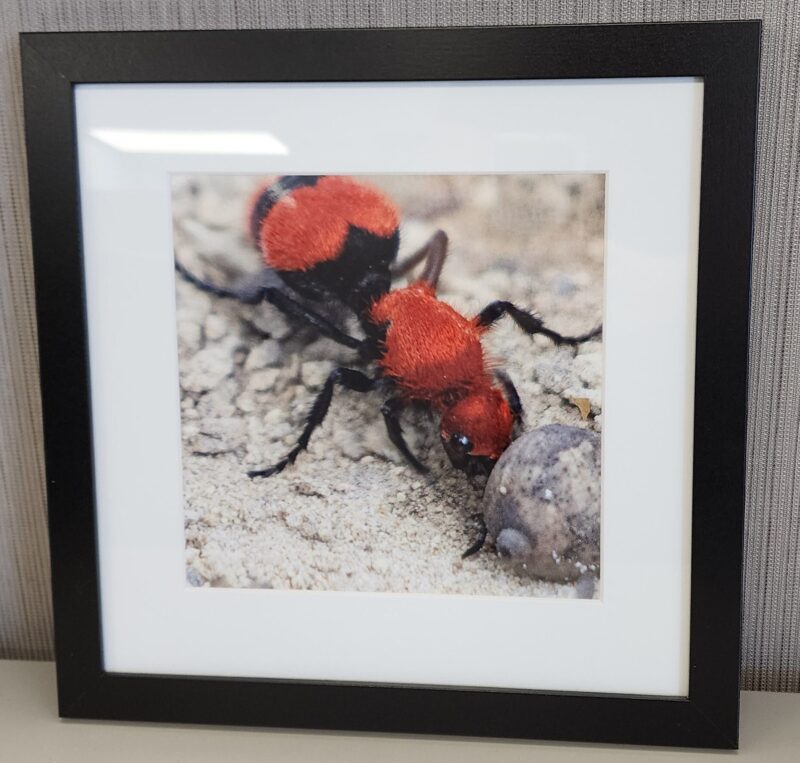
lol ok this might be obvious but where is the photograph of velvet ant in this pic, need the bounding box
[173,173,604,598]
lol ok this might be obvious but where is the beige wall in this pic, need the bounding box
[1,1,796,692]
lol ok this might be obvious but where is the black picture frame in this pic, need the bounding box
[20,22,760,749]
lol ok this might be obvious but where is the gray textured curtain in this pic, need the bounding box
[1,1,797,692]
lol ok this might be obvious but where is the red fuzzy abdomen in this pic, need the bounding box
[370,283,487,402]
[260,177,399,272]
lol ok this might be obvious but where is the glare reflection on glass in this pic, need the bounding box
[90,128,289,155]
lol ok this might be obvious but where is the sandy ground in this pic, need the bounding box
[173,174,604,597]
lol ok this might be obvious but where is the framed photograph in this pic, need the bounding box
[21,22,759,748]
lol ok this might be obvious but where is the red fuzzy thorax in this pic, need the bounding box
[370,282,514,458]
[260,177,398,272]
[371,282,486,400]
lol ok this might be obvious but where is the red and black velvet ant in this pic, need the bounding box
[176,175,400,354]
[177,175,601,554]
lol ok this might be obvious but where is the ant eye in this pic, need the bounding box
[451,434,472,452]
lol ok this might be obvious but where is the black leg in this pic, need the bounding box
[175,258,257,300]
[390,231,438,277]
[391,229,449,291]
[475,300,602,346]
[175,259,363,350]
[380,397,428,473]
[494,370,523,421]
[462,513,488,558]
[248,368,375,478]
[264,289,363,349]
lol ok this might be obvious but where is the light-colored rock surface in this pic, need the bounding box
[173,174,604,597]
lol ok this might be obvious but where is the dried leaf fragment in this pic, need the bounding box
[570,397,591,420]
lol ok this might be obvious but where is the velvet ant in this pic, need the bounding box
[176,175,601,554]
[176,176,399,354]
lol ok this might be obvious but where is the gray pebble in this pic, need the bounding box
[247,368,280,393]
[181,342,235,393]
[203,313,229,341]
[187,416,246,455]
[301,360,334,389]
[575,572,597,600]
[247,305,292,340]
[244,339,282,370]
[483,424,600,582]
[551,273,577,296]
[186,567,207,587]
[176,320,203,353]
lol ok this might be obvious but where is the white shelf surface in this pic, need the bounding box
[1,660,799,761]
